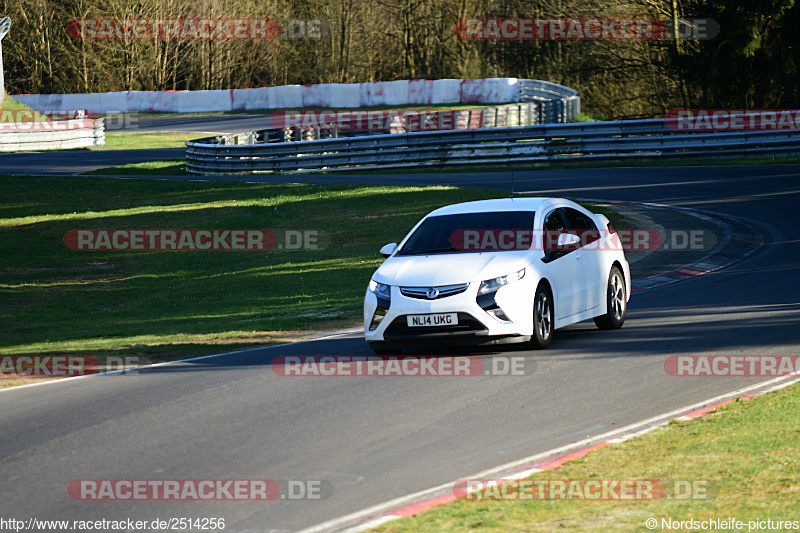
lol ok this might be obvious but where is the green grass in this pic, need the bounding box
[83,159,187,175]
[90,132,199,150]
[337,156,800,174]
[0,176,509,372]
[1,96,33,112]
[85,152,800,178]
[0,96,50,122]
[576,113,604,122]
[372,384,800,532]
[0,176,624,384]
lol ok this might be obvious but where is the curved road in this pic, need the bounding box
[1,147,799,531]
[0,113,271,175]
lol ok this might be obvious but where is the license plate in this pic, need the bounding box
[407,313,458,327]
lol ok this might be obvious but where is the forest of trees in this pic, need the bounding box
[1,0,799,119]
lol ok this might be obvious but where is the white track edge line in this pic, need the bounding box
[0,328,362,393]
[0,199,749,394]
[299,373,800,533]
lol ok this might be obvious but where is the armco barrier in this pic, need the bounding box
[185,115,800,175]
[248,102,542,143]
[0,116,104,151]
[13,78,575,115]
[519,79,580,123]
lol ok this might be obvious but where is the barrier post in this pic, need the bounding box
[0,17,10,106]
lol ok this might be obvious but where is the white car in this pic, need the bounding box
[363,197,630,353]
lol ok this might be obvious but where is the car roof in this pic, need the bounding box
[427,197,563,217]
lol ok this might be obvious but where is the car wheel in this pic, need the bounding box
[594,266,627,330]
[369,342,402,355]
[531,283,553,349]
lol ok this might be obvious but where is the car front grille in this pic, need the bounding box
[400,283,469,300]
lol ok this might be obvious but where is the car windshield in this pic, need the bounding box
[397,211,535,255]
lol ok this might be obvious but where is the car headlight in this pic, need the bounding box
[477,268,525,295]
[369,279,391,300]
[477,269,525,323]
[368,280,391,331]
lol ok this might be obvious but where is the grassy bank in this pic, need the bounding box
[83,160,187,175]
[0,176,508,382]
[90,132,198,150]
[83,154,800,178]
[371,383,800,532]
[0,96,49,122]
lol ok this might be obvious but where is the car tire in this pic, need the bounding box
[369,342,402,355]
[594,266,627,330]
[531,283,554,349]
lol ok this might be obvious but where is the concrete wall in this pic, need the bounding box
[14,78,522,114]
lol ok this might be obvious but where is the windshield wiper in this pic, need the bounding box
[405,247,459,255]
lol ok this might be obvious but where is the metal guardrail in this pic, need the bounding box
[518,79,580,123]
[0,117,105,152]
[215,79,580,145]
[186,115,800,175]
[223,102,548,145]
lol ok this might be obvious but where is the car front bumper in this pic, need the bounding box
[363,276,536,344]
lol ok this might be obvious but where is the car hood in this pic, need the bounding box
[374,251,530,286]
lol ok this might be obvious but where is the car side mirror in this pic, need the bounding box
[557,233,581,247]
[379,243,398,258]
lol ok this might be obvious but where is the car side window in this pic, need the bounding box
[543,209,565,251]
[563,208,600,246]
[542,209,573,261]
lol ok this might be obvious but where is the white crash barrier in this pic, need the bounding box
[0,116,104,152]
[183,90,233,113]
[97,91,131,112]
[431,79,462,104]
[482,78,519,103]
[13,78,532,113]
[460,79,485,103]
[231,87,270,110]
[128,89,233,113]
[408,79,434,104]
[301,84,331,107]
[268,85,303,108]
[359,82,379,107]
[381,80,409,106]
[329,83,361,108]
[14,91,126,114]
[359,80,409,107]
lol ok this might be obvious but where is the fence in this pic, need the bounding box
[186,115,800,175]
[264,101,562,144]
[518,79,581,123]
[0,116,104,151]
[14,77,568,114]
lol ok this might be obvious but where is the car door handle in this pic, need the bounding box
[575,251,582,259]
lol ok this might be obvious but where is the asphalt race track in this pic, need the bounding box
[0,148,185,175]
[2,148,799,531]
[0,113,273,175]
[103,113,278,134]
